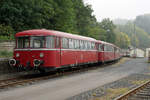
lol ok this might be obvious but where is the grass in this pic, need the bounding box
[93,88,129,100]
[0,50,13,58]
[131,79,150,85]
[112,57,130,67]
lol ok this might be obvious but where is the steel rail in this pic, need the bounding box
[114,80,150,100]
[0,60,118,89]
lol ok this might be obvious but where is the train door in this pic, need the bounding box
[55,37,61,67]
[114,47,117,60]
[101,44,104,62]
[60,37,69,66]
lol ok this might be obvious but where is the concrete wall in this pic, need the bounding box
[0,41,15,52]
[0,59,17,75]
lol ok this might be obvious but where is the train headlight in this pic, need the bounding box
[9,59,16,66]
[16,53,20,57]
[40,53,44,58]
[33,59,41,67]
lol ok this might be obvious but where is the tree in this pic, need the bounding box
[100,18,116,43]
[0,0,56,32]
[117,22,150,48]
[135,14,150,35]
[0,24,14,40]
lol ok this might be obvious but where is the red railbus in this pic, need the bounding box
[9,29,98,72]
[97,40,121,63]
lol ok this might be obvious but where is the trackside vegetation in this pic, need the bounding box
[1,0,149,49]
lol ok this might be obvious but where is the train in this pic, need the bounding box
[9,29,122,72]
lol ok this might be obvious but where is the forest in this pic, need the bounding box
[114,14,150,49]
[0,0,149,49]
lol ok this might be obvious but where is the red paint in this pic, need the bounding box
[13,29,122,70]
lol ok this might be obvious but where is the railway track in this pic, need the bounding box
[115,80,150,100]
[0,58,121,91]
[0,61,116,90]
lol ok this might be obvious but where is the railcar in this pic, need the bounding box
[114,46,122,60]
[9,29,98,72]
[97,40,121,63]
[97,40,104,63]
[103,42,116,62]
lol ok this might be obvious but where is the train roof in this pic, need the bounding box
[97,40,121,49]
[15,29,97,42]
[97,40,113,45]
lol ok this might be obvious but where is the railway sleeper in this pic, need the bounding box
[134,94,150,99]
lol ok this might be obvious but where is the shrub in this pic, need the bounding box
[0,51,13,58]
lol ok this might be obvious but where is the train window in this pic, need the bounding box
[56,37,60,48]
[84,41,87,50]
[17,37,29,48]
[80,40,84,50]
[24,38,30,48]
[62,38,68,49]
[30,37,45,48]
[99,44,103,51]
[69,39,74,49]
[46,36,55,48]
[92,43,95,50]
[74,39,79,49]
[76,40,80,49]
[87,42,91,50]
[17,38,23,48]
[104,45,107,51]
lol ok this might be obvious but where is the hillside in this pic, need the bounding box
[135,14,150,35]
[114,16,150,48]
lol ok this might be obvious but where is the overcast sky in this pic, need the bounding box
[84,0,150,21]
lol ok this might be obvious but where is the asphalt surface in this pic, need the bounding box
[0,58,149,100]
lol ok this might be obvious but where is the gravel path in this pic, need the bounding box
[0,58,149,100]
[68,73,150,100]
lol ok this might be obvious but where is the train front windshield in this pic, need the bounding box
[17,36,45,48]
[30,37,45,48]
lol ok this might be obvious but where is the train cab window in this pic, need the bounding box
[46,36,55,48]
[17,37,30,48]
[30,37,45,48]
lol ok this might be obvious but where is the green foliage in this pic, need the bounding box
[0,0,129,48]
[114,29,131,48]
[88,24,107,41]
[0,24,14,40]
[99,18,116,43]
[51,0,77,33]
[135,14,150,35]
[0,0,56,31]
[117,22,150,48]
[0,50,13,57]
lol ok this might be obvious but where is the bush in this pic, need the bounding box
[0,51,13,58]
[0,24,15,40]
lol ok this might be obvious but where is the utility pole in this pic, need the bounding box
[134,21,136,58]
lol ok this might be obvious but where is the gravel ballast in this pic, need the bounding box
[68,73,150,100]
